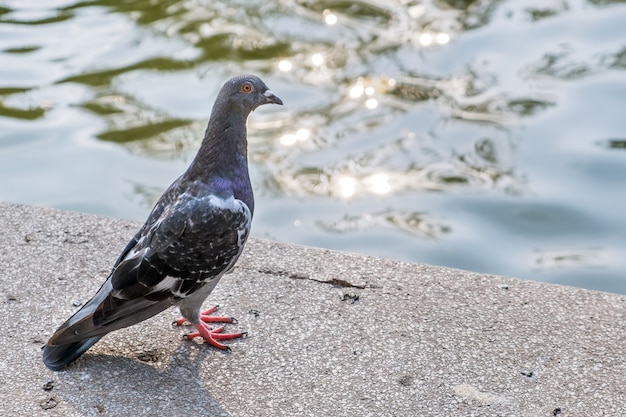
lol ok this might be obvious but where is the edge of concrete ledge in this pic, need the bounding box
[1,201,625,416]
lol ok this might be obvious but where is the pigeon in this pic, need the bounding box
[42,74,283,371]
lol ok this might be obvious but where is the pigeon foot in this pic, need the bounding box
[186,323,247,350]
[175,305,246,350]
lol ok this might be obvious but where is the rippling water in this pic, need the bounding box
[1,0,625,293]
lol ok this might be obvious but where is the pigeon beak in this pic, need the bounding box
[263,89,283,105]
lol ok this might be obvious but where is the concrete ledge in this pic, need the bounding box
[1,201,625,416]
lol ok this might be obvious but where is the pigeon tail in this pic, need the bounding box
[42,278,172,370]
[42,279,112,370]
[42,336,102,371]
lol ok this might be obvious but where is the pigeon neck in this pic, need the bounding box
[184,111,254,211]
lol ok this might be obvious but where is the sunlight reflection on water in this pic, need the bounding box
[1,0,626,293]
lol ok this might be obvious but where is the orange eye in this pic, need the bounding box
[242,82,252,93]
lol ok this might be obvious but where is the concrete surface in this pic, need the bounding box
[0,201,624,416]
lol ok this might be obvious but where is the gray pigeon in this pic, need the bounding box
[42,74,283,371]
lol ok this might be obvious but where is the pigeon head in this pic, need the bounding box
[217,74,283,115]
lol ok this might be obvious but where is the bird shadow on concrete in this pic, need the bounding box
[51,343,230,416]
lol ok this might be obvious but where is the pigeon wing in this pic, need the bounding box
[94,191,252,327]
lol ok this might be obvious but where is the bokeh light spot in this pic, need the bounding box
[323,9,337,25]
[369,173,391,194]
[311,53,324,67]
[436,33,450,45]
[279,128,310,146]
[338,176,357,198]
[278,59,292,72]
[349,84,364,98]
[419,32,433,46]
[365,98,378,109]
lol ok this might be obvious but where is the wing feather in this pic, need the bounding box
[100,190,251,323]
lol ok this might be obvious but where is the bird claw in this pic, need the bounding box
[176,305,245,350]
[186,323,245,350]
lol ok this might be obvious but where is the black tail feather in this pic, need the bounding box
[42,336,102,371]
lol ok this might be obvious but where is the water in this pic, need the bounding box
[1,0,625,294]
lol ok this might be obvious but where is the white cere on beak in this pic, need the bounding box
[263,89,283,105]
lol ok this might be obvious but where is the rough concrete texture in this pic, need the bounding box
[0,201,624,416]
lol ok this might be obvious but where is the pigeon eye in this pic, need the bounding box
[242,82,252,93]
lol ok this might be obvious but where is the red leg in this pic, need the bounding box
[186,323,246,350]
[173,305,236,326]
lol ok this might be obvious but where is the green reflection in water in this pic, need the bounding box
[1,0,626,293]
[97,119,192,143]
[0,105,46,120]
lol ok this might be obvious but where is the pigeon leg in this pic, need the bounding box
[174,305,246,350]
[173,305,237,326]
[185,323,246,350]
